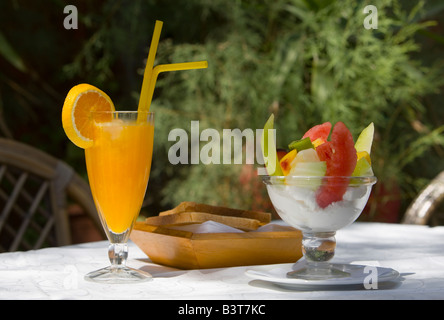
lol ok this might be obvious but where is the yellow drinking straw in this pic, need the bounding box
[138,20,208,113]
[138,20,163,112]
[144,61,208,111]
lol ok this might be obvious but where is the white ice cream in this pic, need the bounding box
[266,184,372,232]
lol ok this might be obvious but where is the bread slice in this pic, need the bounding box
[159,201,271,224]
[145,211,261,231]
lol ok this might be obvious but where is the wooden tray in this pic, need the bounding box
[130,221,303,269]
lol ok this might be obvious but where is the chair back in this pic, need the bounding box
[0,138,101,252]
[402,171,444,225]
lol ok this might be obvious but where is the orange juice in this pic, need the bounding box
[85,115,154,235]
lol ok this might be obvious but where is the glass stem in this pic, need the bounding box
[288,231,348,279]
[108,243,128,271]
[302,231,336,270]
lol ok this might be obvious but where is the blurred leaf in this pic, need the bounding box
[301,0,336,12]
[398,125,444,168]
[0,31,27,72]
[418,29,444,45]
[414,0,444,20]
[311,60,334,105]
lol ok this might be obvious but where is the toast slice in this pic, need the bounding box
[159,201,271,224]
[145,211,261,231]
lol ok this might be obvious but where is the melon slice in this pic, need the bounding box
[316,122,357,208]
[352,157,374,176]
[355,122,374,154]
[302,122,332,143]
[261,114,283,176]
[289,161,326,177]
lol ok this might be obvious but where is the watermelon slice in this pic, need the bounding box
[316,122,357,208]
[315,141,333,162]
[302,122,332,143]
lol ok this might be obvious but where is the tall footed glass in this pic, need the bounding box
[264,175,377,281]
[84,111,154,283]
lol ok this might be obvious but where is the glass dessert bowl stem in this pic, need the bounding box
[287,231,350,280]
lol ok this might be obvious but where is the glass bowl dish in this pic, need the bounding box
[263,175,377,280]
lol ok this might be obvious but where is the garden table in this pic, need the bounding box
[0,222,443,301]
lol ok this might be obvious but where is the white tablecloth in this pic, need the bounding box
[1,222,443,300]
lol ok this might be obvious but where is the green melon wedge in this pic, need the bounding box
[288,161,327,189]
[261,114,283,176]
[352,157,374,176]
[353,123,374,176]
[289,161,327,177]
[354,122,374,154]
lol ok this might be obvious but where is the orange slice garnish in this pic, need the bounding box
[62,84,115,148]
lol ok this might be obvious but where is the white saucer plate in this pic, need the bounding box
[245,263,400,289]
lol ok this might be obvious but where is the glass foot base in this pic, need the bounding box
[287,264,350,280]
[84,266,152,284]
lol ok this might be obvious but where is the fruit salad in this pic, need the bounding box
[261,114,374,209]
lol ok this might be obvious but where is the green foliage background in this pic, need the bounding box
[1,0,444,222]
